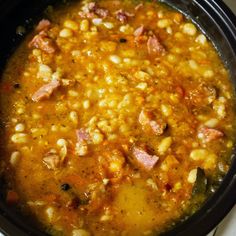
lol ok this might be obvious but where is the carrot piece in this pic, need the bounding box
[199,60,210,65]
[6,190,19,205]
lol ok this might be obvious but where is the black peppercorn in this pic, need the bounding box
[13,83,21,89]
[119,38,127,43]
[61,183,71,191]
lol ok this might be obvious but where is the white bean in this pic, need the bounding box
[158,137,172,155]
[188,169,197,183]
[10,151,21,166]
[69,111,79,125]
[183,23,197,36]
[15,123,25,132]
[11,133,28,144]
[59,28,73,38]
[103,22,114,29]
[109,55,121,64]
[57,139,67,147]
[72,229,91,236]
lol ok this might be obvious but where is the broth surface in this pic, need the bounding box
[0,0,235,235]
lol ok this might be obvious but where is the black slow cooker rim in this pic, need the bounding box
[0,0,236,236]
[164,0,236,235]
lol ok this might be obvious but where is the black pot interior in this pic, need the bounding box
[0,0,236,235]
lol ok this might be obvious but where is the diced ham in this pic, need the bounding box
[32,80,60,102]
[95,8,109,18]
[76,128,90,142]
[79,2,108,19]
[36,19,51,32]
[28,31,56,54]
[132,147,159,171]
[149,120,167,136]
[186,84,217,106]
[116,9,134,23]
[139,110,152,126]
[79,12,96,18]
[88,2,96,10]
[147,35,166,56]
[134,25,145,37]
[75,129,90,156]
[43,152,60,170]
[139,110,167,135]
[198,126,224,142]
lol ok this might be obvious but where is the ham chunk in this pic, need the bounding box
[139,110,152,126]
[132,147,159,171]
[79,2,109,18]
[198,126,224,142]
[134,25,145,37]
[43,152,60,170]
[187,84,217,106]
[36,19,51,32]
[75,129,90,156]
[28,31,56,54]
[76,128,90,142]
[147,35,166,56]
[149,120,167,136]
[116,9,134,23]
[32,80,60,102]
[139,110,167,135]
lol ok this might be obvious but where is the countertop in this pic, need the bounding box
[224,0,236,13]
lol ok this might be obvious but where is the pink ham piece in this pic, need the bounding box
[28,31,56,54]
[79,2,108,19]
[134,25,145,37]
[116,9,134,23]
[75,128,90,156]
[76,128,90,142]
[139,110,152,126]
[132,147,159,171]
[36,19,51,32]
[147,35,166,56]
[149,120,167,136]
[32,80,60,102]
[139,110,167,135]
[198,126,224,143]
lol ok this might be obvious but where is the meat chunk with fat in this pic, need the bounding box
[79,2,109,18]
[198,126,224,143]
[132,147,159,171]
[139,110,152,126]
[147,35,166,56]
[139,110,167,135]
[32,80,60,102]
[187,84,217,106]
[149,120,167,136]
[36,19,51,32]
[134,25,145,37]
[75,129,90,156]
[116,9,134,23]
[76,128,90,142]
[28,31,56,54]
